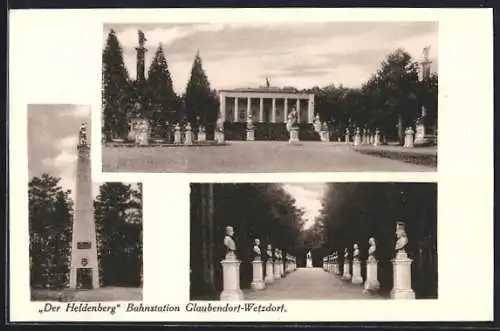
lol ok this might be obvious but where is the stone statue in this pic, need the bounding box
[199,124,205,133]
[422,46,431,60]
[344,248,349,259]
[253,238,261,260]
[287,108,298,131]
[353,243,360,260]
[79,122,88,145]
[246,113,254,131]
[223,226,236,259]
[216,115,224,133]
[138,30,147,46]
[395,221,408,256]
[345,127,350,135]
[266,244,273,260]
[307,251,311,259]
[355,127,360,135]
[368,237,377,262]
[274,248,280,260]
[185,122,192,131]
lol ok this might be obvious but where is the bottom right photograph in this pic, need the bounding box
[190,182,437,301]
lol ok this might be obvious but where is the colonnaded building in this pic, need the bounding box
[217,87,317,141]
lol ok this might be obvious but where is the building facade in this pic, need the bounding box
[219,88,315,124]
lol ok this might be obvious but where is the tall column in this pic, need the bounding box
[219,93,226,121]
[284,98,288,123]
[308,95,314,123]
[259,98,264,123]
[247,97,251,118]
[296,99,301,123]
[234,97,239,123]
[271,98,276,123]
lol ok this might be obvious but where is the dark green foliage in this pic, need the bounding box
[29,174,73,289]
[102,29,133,140]
[183,52,219,126]
[94,183,143,287]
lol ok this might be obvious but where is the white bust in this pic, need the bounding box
[266,244,273,260]
[395,221,409,257]
[368,237,376,262]
[353,243,360,259]
[253,238,261,259]
[223,226,236,259]
[344,248,349,259]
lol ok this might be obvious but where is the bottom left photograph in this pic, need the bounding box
[27,104,143,302]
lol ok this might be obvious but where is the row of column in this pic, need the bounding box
[220,242,297,301]
[322,222,416,299]
[220,96,314,124]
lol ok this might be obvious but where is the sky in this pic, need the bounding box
[27,104,100,199]
[104,21,438,94]
[282,183,327,230]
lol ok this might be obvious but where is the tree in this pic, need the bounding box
[183,52,218,125]
[145,44,179,135]
[29,174,73,288]
[102,29,133,140]
[94,183,143,287]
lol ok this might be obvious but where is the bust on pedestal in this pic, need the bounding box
[184,122,193,145]
[264,244,275,284]
[246,113,255,141]
[351,243,363,284]
[404,127,415,148]
[306,250,313,268]
[390,221,416,299]
[364,237,380,292]
[197,124,206,142]
[174,123,182,144]
[342,248,352,280]
[287,108,300,144]
[219,226,244,301]
[215,115,225,144]
[374,128,381,146]
[250,238,266,290]
[354,127,361,146]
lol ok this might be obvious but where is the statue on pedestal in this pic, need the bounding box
[246,113,254,131]
[223,226,236,260]
[395,221,409,257]
[368,237,377,262]
[344,248,349,260]
[79,123,88,145]
[266,244,273,261]
[287,108,298,132]
[216,115,224,133]
[253,238,261,260]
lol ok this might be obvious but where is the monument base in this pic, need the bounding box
[265,261,274,284]
[247,130,255,141]
[390,253,415,300]
[220,258,243,301]
[363,260,380,292]
[197,132,206,142]
[352,260,363,284]
[289,128,300,144]
[390,288,416,299]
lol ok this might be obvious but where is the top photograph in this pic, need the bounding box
[101,21,438,173]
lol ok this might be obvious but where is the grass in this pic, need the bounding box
[355,149,437,168]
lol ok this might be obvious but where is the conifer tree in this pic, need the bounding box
[145,44,178,134]
[183,52,218,125]
[102,29,132,140]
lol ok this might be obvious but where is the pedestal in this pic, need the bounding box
[354,135,361,146]
[364,259,380,292]
[374,134,380,146]
[351,259,363,284]
[250,259,266,291]
[174,131,182,144]
[362,134,368,145]
[218,132,225,144]
[184,131,193,145]
[306,258,313,268]
[246,129,255,141]
[390,253,415,299]
[220,258,244,301]
[414,123,430,146]
[273,260,281,280]
[198,132,206,142]
[264,260,274,284]
[342,261,351,280]
[137,132,149,145]
[289,127,300,144]
[345,135,350,144]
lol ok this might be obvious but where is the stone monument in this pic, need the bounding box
[342,248,351,280]
[197,124,206,142]
[321,122,330,142]
[215,115,225,144]
[306,250,313,268]
[287,108,300,144]
[264,244,274,284]
[362,128,368,145]
[250,238,266,290]
[404,127,415,148]
[364,237,380,292]
[69,123,100,289]
[390,221,416,299]
[351,243,363,284]
[414,46,435,146]
[373,128,381,146]
[173,123,182,144]
[354,127,361,146]
[246,113,255,141]
[184,122,193,145]
[313,113,321,133]
[345,128,350,144]
[273,248,281,280]
[220,226,244,300]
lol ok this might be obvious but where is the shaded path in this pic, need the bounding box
[102,141,435,173]
[243,268,385,300]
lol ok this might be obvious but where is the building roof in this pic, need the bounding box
[219,86,310,94]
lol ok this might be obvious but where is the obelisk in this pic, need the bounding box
[69,123,100,289]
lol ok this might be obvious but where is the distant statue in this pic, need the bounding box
[266,77,270,88]
[266,244,273,261]
[353,243,360,260]
[185,122,192,132]
[287,108,298,131]
[345,127,350,135]
[368,237,377,262]
[253,238,261,260]
[274,248,280,260]
[344,248,349,259]
[216,115,224,133]
[395,221,409,256]
[79,122,88,145]
[422,46,431,60]
[223,226,236,259]
[246,113,254,131]
[138,30,147,47]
